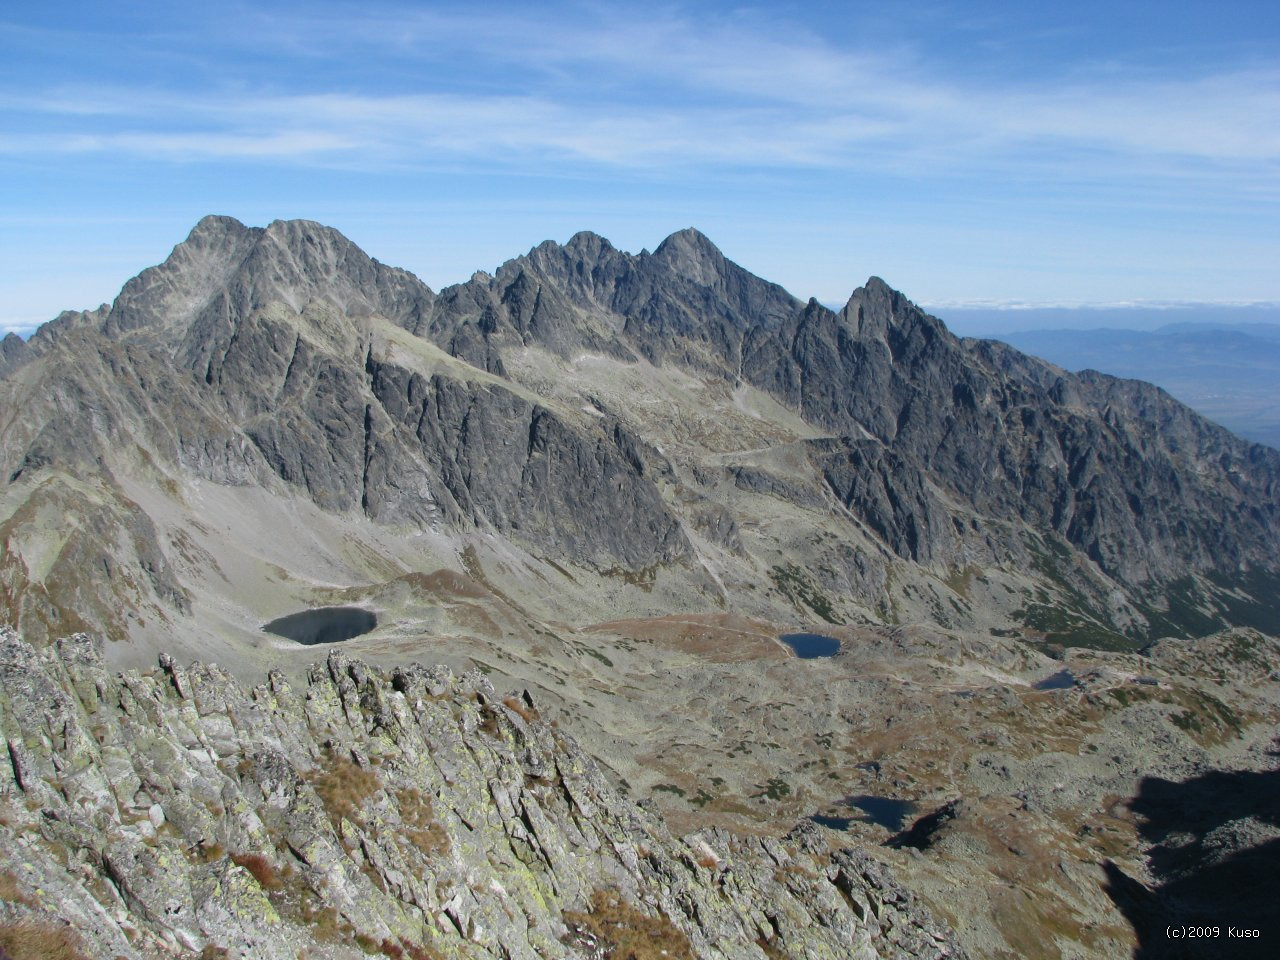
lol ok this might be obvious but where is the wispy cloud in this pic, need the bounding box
[4,5,1277,181]
[2,2,1277,316]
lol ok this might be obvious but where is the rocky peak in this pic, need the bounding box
[563,229,616,258]
[102,215,262,337]
[501,231,629,307]
[98,217,434,351]
[840,276,943,346]
[652,227,728,287]
[0,332,29,377]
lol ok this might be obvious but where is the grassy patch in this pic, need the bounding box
[690,788,716,809]
[0,918,87,960]
[1014,603,1137,653]
[751,778,792,801]
[563,890,695,960]
[1014,534,1140,651]
[1136,576,1223,639]
[582,646,614,668]
[1168,689,1244,745]
[1107,685,1154,709]
[943,563,981,600]
[1206,568,1280,634]
[1138,569,1280,641]
[309,749,381,828]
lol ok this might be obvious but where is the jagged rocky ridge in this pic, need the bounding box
[0,627,963,959]
[1,215,1278,649]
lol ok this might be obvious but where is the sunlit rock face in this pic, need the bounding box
[2,217,1277,657]
[0,628,965,960]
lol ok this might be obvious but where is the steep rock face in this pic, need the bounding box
[419,230,1280,590]
[742,281,1280,585]
[366,360,689,569]
[0,628,964,960]
[1,216,1278,647]
[0,219,691,599]
[419,227,800,376]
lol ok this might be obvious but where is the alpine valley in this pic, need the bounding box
[0,218,1276,960]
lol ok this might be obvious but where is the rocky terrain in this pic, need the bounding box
[0,217,1278,958]
[564,617,1280,960]
[982,323,1280,451]
[1,217,1277,663]
[0,627,962,960]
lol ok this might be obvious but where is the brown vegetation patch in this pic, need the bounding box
[231,852,284,890]
[0,918,88,960]
[0,869,32,906]
[582,614,783,663]
[378,938,446,959]
[563,890,696,960]
[756,934,789,960]
[501,695,538,723]
[396,788,451,857]
[394,569,491,601]
[310,749,382,827]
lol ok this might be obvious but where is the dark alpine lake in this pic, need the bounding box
[846,794,918,830]
[811,794,919,832]
[263,607,377,645]
[779,632,840,659]
[1034,669,1077,691]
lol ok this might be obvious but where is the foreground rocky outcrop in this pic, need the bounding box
[0,627,963,960]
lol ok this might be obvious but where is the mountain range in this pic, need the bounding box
[1,216,1277,668]
[977,323,1280,450]
[2,218,1279,959]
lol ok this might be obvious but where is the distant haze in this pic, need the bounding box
[932,309,1280,450]
[929,304,1280,337]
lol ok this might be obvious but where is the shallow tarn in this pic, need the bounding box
[263,606,377,645]
[811,794,919,832]
[779,632,840,659]
[1034,669,1077,690]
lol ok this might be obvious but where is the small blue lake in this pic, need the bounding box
[263,606,377,645]
[779,632,840,659]
[1034,669,1077,691]
[810,794,918,832]
[846,794,917,830]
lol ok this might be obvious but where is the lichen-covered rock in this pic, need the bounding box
[0,627,964,959]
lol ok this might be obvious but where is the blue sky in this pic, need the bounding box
[2,1,1278,335]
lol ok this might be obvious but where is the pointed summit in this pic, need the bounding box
[841,276,948,347]
[652,227,727,286]
[102,217,434,343]
[563,230,615,256]
[104,215,261,336]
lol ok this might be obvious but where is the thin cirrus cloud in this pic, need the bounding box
[2,1,1277,328]
[3,6,1276,179]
